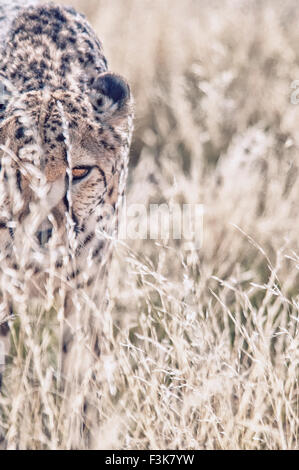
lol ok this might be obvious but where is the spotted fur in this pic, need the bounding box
[0,2,133,363]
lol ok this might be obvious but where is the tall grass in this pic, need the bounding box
[0,0,298,449]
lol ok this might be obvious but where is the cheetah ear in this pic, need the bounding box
[90,72,131,121]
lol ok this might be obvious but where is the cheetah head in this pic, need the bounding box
[0,73,133,259]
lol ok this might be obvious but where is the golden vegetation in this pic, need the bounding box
[1,0,299,449]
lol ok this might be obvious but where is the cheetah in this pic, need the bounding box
[0,1,133,376]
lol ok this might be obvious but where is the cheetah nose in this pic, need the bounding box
[36,221,53,246]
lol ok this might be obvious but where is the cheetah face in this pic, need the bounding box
[0,73,132,256]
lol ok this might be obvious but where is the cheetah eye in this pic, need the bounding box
[72,166,92,181]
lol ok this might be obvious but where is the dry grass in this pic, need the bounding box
[0,0,299,449]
